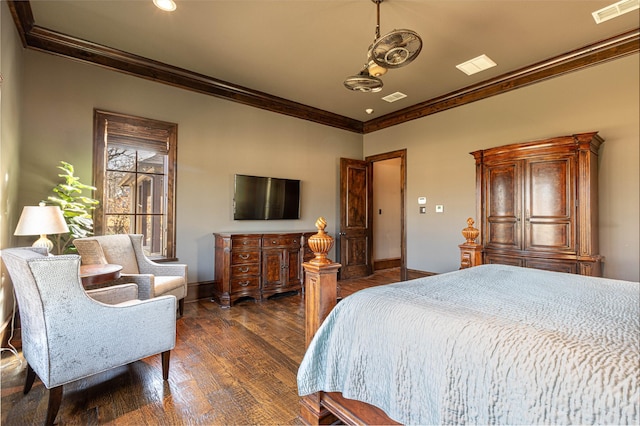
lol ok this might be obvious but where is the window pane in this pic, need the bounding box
[107,146,136,171]
[137,214,167,257]
[105,171,134,214]
[137,174,165,214]
[137,149,166,174]
[105,214,133,235]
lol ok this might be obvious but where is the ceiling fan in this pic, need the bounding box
[344,0,423,93]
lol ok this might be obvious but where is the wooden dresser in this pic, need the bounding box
[213,231,315,307]
[471,132,604,276]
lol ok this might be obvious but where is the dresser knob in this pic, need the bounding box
[239,254,250,259]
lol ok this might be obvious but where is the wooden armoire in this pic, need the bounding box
[471,132,604,276]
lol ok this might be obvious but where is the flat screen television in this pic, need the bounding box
[233,174,301,220]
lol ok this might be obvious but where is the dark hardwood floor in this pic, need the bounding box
[1,268,429,425]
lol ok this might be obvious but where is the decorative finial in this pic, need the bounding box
[307,217,334,265]
[462,217,480,244]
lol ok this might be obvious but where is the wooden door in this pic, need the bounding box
[523,155,575,254]
[483,161,522,251]
[339,158,372,280]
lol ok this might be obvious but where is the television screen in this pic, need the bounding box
[233,174,301,220]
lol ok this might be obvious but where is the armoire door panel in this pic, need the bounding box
[527,158,573,218]
[486,221,519,249]
[525,156,575,252]
[527,222,572,251]
[484,163,521,249]
[486,164,519,217]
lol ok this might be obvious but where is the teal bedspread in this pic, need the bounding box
[297,264,639,425]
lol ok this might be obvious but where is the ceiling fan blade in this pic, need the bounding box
[371,29,422,68]
[343,74,384,92]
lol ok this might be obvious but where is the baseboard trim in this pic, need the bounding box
[374,258,401,270]
[407,268,437,278]
[185,280,215,303]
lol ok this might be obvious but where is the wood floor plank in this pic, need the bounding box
[0,268,422,424]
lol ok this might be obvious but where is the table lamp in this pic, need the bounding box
[14,202,69,253]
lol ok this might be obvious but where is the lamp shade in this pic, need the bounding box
[14,204,69,236]
[14,204,69,253]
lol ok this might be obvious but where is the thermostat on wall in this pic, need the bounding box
[418,197,426,205]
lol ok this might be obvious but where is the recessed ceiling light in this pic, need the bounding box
[592,0,639,24]
[456,54,497,76]
[153,0,176,12]
[382,92,407,103]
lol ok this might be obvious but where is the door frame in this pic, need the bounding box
[366,149,407,282]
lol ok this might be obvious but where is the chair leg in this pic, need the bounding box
[46,386,63,426]
[178,298,184,317]
[23,362,37,394]
[161,350,171,381]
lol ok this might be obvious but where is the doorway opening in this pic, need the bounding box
[368,150,406,282]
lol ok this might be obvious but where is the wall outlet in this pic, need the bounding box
[435,205,444,213]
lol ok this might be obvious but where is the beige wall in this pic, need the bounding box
[364,54,640,282]
[1,0,25,335]
[16,50,362,283]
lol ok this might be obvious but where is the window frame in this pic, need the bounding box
[93,109,178,261]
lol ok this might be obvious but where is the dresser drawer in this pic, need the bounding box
[231,263,260,276]
[262,235,301,248]
[231,251,260,265]
[231,276,260,292]
[231,236,261,249]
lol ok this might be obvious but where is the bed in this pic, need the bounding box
[297,263,639,425]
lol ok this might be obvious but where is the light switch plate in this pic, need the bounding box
[419,206,426,214]
[435,205,444,213]
[418,197,426,205]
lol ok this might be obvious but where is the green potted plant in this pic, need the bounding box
[47,161,100,254]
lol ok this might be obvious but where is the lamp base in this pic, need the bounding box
[32,234,54,253]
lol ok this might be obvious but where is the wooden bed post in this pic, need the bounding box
[299,218,341,425]
[459,217,483,269]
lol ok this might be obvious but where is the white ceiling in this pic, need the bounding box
[29,0,640,121]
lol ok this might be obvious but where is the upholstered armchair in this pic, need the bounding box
[74,234,188,316]
[1,247,176,426]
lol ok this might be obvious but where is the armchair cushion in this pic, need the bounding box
[92,235,140,274]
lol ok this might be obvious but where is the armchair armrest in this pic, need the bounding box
[86,283,138,305]
[111,274,154,299]
[138,259,187,278]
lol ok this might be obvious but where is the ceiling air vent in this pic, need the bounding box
[592,0,639,24]
[456,54,497,76]
[382,92,407,103]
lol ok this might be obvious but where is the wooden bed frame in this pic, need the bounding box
[299,218,480,424]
